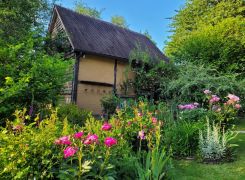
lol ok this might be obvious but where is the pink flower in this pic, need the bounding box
[227,94,240,102]
[63,146,78,158]
[102,123,112,131]
[204,89,211,94]
[152,117,158,125]
[83,134,99,145]
[138,112,143,117]
[55,136,71,145]
[235,104,241,109]
[127,121,132,126]
[227,94,240,105]
[74,132,84,139]
[178,103,197,110]
[104,137,117,147]
[178,105,185,110]
[209,95,220,103]
[138,130,145,140]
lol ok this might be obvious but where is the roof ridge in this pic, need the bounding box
[54,4,149,39]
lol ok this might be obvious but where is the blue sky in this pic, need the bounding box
[57,0,186,50]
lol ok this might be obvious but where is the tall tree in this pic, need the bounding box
[75,1,102,19]
[0,0,52,44]
[165,0,245,76]
[0,1,71,122]
[111,15,128,28]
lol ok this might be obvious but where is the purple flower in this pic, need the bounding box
[178,103,198,110]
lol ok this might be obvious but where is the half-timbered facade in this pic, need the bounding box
[48,5,168,114]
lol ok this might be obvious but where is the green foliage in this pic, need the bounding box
[0,0,52,44]
[135,147,171,180]
[111,15,129,28]
[129,48,178,100]
[0,37,71,123]
[57,104,91,126]
[101,94,119,116]
[165,0,245,76]
[75,1,102,19]
[0,108,64,179]
[164,119,204,157]
[164,63,245,106]
[142,30,157,45]
[199,117,238,162]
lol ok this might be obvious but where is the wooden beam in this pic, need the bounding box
[71,52,81,103]
[113,59,118,94]
[79,81,113,87]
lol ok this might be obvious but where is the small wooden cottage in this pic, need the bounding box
[48,5,167,114]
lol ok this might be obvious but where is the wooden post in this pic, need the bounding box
[71,52,81,103]
[113,59,118,95]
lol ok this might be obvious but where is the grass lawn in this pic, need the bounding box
[235,117,245,131]
[172,121,245,179]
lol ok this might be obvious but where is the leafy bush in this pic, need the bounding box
[129,48,178,100]
[164,119,204,157]
[0,38,71,123]
[164,63,245,106]
[100,94,119,117]
[57,104,91,126]
[199,118,238,163]
[0,108,66,179]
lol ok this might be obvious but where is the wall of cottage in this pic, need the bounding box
[77,54,134,114]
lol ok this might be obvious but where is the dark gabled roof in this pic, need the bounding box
[51,5,168,61]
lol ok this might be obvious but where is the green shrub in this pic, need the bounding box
[0,108,66,179]
[164,63,245,106]
[0,38,71,123]
[164,119,204,157]
[178,108,208,122]
[57,104,91,126]
[100,94,119,117]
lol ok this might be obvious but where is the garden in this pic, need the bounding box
[1,0,245,179]
[1,89,244,179]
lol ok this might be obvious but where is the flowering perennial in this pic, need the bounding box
[102,123,112,131]
[104,137,117,147]
[203,89,211,94]
[209,95,220,104]
[64,146,78,158]
[152,117,158,125]
[74,132,84,139]
[178,103,199,110]
[55,136,71,145]
[138,130,145,140]
[84,134,99,145]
